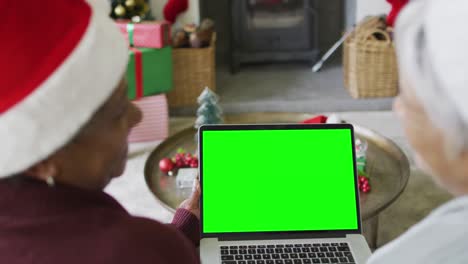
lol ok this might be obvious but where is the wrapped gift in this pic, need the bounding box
[128,94,169,143]
[117,21,171,48]
[127,46,173,100]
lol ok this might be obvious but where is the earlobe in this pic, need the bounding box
[24,160,58,184]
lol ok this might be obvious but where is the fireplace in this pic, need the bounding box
[230,0,319,73]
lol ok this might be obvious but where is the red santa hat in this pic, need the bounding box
[0,0,128,178]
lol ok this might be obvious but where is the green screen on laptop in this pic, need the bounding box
[201,127,359,234]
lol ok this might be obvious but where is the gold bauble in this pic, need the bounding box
[114,4,126,17]
[125,0,136,8]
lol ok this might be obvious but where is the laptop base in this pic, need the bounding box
[201,234,371,264]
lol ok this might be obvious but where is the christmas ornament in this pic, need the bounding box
[114,4,126,17]
[159,148,199,175]
[125,0,136,8]
[358,175,371,193]
[110,0,152,21]
[159,158,175,174]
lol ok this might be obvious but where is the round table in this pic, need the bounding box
[144,113,410,249]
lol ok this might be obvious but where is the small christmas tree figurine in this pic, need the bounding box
[194,87,223,134]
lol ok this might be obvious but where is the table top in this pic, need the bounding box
[144,113,410,220]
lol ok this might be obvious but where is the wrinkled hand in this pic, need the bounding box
[178,179,200,219]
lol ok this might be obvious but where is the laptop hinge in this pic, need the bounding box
[218,232,346,241]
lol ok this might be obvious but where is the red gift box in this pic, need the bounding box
[117,21,171,49]
[128,94,169,142]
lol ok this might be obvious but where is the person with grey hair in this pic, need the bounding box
[367,0,468,263]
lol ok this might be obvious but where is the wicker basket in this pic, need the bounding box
[343,20,399,98]
[167,34,216,107]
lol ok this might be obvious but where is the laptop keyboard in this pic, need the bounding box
[220,242,355,264]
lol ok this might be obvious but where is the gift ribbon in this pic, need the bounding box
[130,47,143,99]
[127,23,135,47]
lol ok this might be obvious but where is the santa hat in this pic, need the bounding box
[0,0,128,178]
[395,0,468,157]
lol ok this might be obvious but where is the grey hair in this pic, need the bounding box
[395,0,468,159]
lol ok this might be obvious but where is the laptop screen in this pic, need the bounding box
[200,124,360,235]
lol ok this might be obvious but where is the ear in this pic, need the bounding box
[24,159,58,182]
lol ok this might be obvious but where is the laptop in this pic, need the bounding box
[199,124,372,264]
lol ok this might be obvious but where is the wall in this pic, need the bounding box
[355,0,390,22]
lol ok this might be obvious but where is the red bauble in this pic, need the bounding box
[175,153,183,161]
[182,154,190,167]
[175,160,185,168]
[159,158,175,173]
[190,159,198,168]
[358,176,371,193]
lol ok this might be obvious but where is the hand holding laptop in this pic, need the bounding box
[178,179,201,219]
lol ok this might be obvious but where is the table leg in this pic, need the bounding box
[363,215,379,250]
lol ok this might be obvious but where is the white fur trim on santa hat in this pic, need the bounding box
[0,1,128,178]
[395,0,468,157]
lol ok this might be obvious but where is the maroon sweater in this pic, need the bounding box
[0,177,201,264]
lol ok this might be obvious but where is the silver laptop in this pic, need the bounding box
[199,124,372,264]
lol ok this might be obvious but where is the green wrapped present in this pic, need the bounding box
[126,46,173,100]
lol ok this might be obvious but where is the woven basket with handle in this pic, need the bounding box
[167,33,216,107]
[343,18,399,99]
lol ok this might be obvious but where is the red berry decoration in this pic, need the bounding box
[160,148,199,175]
[358,175,371,193]
[175,159,184,168]
[190,158,199,168]
[159,158,175,174]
